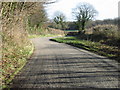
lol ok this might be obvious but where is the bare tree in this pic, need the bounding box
[73,2,98,33]
[53,11,67,30]
[28,3,47,28]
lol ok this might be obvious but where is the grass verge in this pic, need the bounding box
[2,41,34,89]
[28,34,64,38]
[51,37,120,62]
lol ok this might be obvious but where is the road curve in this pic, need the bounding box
[10,37,119,88]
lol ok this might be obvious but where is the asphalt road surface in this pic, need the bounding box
[10,37,119,88]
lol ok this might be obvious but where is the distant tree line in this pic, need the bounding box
[48,2,120,32]
[49,17,120,31]
[86,18,120,28]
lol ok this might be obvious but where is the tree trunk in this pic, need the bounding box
[82,20,85,31]
[78,21,85,34]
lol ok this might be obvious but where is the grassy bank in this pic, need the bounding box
[1,2,36,89]
[2,41,34,89]
[51,37,120,62]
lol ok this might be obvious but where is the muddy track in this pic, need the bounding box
[10,37,119,88]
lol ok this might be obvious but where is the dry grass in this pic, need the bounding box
[47,28,65,35]
[2,13,32,88]
[28,27,65,36]
[85,24,118,34]
[1,2,42,88]
[84,24,120,47]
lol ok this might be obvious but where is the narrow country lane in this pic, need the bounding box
[10,37,119,88]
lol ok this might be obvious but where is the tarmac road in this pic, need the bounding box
[10,37,119,88]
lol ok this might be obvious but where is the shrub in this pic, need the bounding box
[1,2,43,88]
[85,24,120,47]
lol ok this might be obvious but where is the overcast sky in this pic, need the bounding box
[45,0,119,21]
